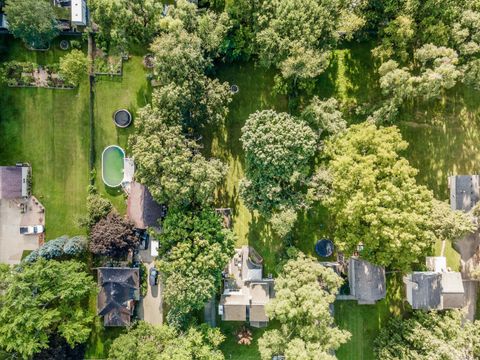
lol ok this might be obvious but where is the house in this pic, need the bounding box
[97,267,140,327]
[448,175,480,212]
[71,0,87,26]
[0,165,29,199]
[403,256,465,310]
[127,182,165,232]
[219,246,274,328]
[0,13,8,30]
[348,257,386,304]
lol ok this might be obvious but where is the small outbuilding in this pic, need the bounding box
[0,165,29,199]
[71,0,87,26]
[448,175,480,212]
[348,257,386,305]
[97,267,140,327]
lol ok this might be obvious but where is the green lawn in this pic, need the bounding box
[93,55,150,212]
[0,38,90,239]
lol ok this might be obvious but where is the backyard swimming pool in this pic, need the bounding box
[102,145,125,187]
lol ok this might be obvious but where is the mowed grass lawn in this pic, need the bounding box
[0,37,90,239]
[93,55,150,212]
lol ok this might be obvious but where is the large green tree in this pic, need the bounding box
[375,310,480,359]
[323,122,435,270]
[156,209,235,326]
[108,321,225,360]
[59,50,89,86]
[240,109,317,214]
[256,0,364,91]
[258,253,350,360]
[4,0,58,48]
[129,106,227,208]
[0,259,95,358]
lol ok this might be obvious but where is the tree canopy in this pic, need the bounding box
[0,259,95,358]
[89,212,138,258]
[258,253,350,360]
[4,0,58,48]
[108,321,225,360]
[240,109,317,215]
[59,50,89,86]
[374,310,480,359]
[323,122,436,270]
[156,209,235,326]
[130,106,227,209]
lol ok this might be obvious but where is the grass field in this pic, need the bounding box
[0,37,90,239]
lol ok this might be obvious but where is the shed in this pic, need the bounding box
[71,0,86,26]
[449,175,480,211]
[348,257,386,304]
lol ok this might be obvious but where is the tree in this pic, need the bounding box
[129,106,227,209]
[33,334,85,360]
[0,259,95,358]
[156,209,235,325]
[108,321,225,360]
[258,253,350,360]
[240,110,317,214]
[374,310,480,359]
[85,189,112,228]
[431,199,476,242]
[24,235,87,263]
[149,28,232,128]
[4,0,58,48]
[323,122,435,270]
[301,97,347,136]
[59,50,89,86]
[256,0,364,91]
[89,212,138,258]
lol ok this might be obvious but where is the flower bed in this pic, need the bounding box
[2,61,74,89]
[94,54,123,76]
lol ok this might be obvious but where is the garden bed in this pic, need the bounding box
[3,61,73,89]
[94,50,124,76]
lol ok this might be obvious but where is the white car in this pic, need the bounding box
[20,225,44,235]
[151,240,159,257]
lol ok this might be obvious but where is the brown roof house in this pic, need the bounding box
[0,165,30,199]
[127,181,165,231]
[219,246,274,328]
[403,256,465,310]
[97,267,140,326]
[449,175,480,212]
[348,257,386,304]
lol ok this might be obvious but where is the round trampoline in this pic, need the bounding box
[315,239,334,257]
[59,40,69,50]
[230,84,239,94]
[113,109,132,128]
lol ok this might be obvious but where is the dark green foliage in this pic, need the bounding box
[24,235,87,263]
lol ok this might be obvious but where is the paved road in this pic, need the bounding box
[137,248,163,325]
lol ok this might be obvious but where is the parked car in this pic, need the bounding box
[20,225,44,235]
[149,267,158,286]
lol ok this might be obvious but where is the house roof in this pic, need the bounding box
[441,272,464,294]
[0,166,29,199]
[449,175,480,211]
[348,258,386,303]
[410,272,442,310]
[250,304,268,322]
[223,304,247,321]
[97,267,140,327]
[241,246,263,282]
[127,182,163,230]
[426,256,447,273]
[250,283,269,304]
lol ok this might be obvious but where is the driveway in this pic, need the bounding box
[454,231,480,321]
[137,246,163,325]
[0,199,40,264]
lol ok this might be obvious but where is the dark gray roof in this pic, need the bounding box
[348,258,386,304]
[97,267,139,326]
[0,166,23,199]
[411,272,442,310]
[449,175,480,211]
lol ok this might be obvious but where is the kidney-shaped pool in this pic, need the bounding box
[102,145,125,187]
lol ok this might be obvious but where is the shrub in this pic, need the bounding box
[63,236,87,256]
[38,236,68,259]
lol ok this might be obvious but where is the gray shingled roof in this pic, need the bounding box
[411,272,442,310]
[97,267,140,327]
[127,182,163,229]
[348,258,386,303]
[0,167,23,199]
[449,175,480,211]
